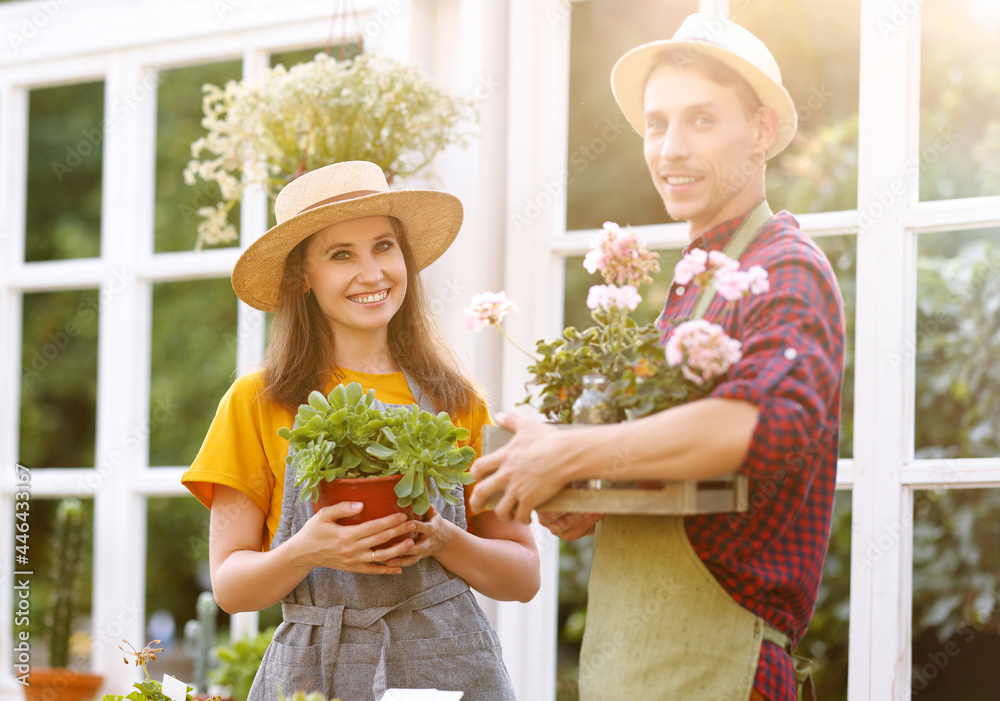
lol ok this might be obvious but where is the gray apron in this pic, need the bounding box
[248,374,516,701]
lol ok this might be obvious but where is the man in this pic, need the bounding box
[470,13,844,701]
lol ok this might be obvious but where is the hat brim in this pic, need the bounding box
[232,190,463,312]
[611,39,797,159]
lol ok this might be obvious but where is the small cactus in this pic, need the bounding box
[45,498,87,668]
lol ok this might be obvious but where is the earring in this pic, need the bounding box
[304,289,312,297]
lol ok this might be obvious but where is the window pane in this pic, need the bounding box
[14,497,95,668]
[144,497,211,683]
[566,1,699,232]
[915,229,1000,459]
[156,60,242,253]
[920,0,1000,201]
[565,0,861,232]
[149,279,236,467]
[912,488,1000,696]
[19,290,99,468]
[799,490,851,700]
[26,82,104,262]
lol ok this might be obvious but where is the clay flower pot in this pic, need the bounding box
[23,667,103,701]
[313,474,418,548]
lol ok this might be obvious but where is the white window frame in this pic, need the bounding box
[0,1,552,699]
[3,1,1000,700]
[499,1,1000,700]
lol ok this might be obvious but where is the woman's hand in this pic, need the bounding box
[288,501,420,575]
[382,506,453,568]
[538,511,604,540]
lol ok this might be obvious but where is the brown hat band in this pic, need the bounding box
[298,189,382,216]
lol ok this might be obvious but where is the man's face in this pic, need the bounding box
[642,63,769,238]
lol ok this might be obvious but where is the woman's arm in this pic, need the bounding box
[383,507,540,603]
[209,485,422,613]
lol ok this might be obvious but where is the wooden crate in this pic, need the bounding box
[481,424,748,515]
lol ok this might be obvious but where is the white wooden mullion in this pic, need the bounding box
[234,48,270,380]
[902,458,1000,488]
[502,2,571,700]
[0,76,28,696]
[849,0,922,698]
[0,0,380,69]
[905,195,1000,233]
[8,258,106,290]
[89,54,155,693]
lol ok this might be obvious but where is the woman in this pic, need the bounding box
[182,161,539,701]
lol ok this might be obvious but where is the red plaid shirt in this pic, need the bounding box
[657,210,845,701]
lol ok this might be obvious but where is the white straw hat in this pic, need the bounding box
[232,161,463,312]
[610,13,797,159]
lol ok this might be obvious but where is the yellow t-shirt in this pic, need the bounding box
[181,368,489,549]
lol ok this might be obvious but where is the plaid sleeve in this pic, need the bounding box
[709,251,845,483]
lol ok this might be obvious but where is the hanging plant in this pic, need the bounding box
[184,51,477,248]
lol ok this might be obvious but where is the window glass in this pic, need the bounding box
[26,81,104,262]
[911,488,1000,696]
[915,228,1000,459]
[14,497,95,667]
[19,290,99,468]
[149,278,237,467]
[143,497,212,682]
[565,0,861,233]
[920,0,1000,201]
[156,60,242,253]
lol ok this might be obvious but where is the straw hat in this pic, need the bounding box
[231,161,463,312]
[610,13,797,159]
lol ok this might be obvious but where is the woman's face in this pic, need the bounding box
[301,215,407,338]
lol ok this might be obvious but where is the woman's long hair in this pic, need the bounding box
[262,217,485,416]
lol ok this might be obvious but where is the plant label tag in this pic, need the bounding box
[379,690,464,701]
[160,674,188,701]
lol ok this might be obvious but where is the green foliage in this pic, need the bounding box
[209,627,276,701]
[279,383,475,516]
[45,498,87,668]
[523,316,711,423]
[101,679,212,701]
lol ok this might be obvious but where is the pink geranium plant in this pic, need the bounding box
[466,222,767,422]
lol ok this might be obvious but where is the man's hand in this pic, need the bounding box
[469,413,572,523]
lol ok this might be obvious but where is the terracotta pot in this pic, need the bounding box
[313,475,418,548]
[23,667,103,701]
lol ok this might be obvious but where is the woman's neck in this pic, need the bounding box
[332,331,400,375]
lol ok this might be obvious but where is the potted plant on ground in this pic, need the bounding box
[278,382,476,539]
[23,498,104,701]
[100,640,221,701]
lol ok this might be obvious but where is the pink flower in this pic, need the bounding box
[664,319,742,385]
[674,249,708,285]
[747,265,769,294]
[585,221,660,287]
[464,291,518,332]
[586,284,641,312]
[714,269,751,302]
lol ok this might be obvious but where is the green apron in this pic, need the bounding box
[581,201,813,700]
[580,515,764,700]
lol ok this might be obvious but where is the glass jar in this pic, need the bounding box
[572,374,614,425]
[572,374,614,488]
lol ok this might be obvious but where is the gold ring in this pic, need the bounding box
[371,550,377,564]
